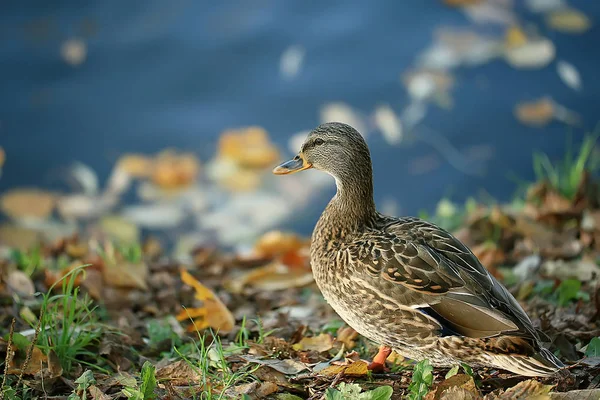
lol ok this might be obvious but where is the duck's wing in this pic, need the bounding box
[347,216,540,340]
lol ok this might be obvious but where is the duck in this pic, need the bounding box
[272,122,565,377]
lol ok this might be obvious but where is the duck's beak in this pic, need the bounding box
[272,153,313,175]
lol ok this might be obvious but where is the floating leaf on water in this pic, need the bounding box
[556,60,582,91]
[514,97,555,127]
[0,146,4,168]
[61,37,87,66]
[177,268,235,333]
[320,102,367,137]
[462,1,517,26]
[546,8,592,33]
[279,44,305,80]
[218,126,280,169]
[373,104,403,145]
[0,188,56,220]
[70,161,99,196]
[525,0,566,13]
[105,167,132,197]
[402,69,454,102]
[504,38,555,69]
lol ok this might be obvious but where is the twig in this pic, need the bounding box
[1,318,16,399]
[16,309,44,390]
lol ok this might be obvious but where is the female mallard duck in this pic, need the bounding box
[273,122,564,377]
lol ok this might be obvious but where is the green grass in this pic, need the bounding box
[36,265,107,374]
[532,131,600,200]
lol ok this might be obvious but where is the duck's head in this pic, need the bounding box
[272,122,371,183]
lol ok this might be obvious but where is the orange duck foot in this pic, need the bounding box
[367,345,392,372]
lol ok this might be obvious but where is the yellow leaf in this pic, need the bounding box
[505,26,528,48]
[319,360,369,376]
[178,268,235,333]
[292,333,334,352]
[546,8,592,34]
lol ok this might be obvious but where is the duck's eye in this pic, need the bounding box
[314,138,325,146]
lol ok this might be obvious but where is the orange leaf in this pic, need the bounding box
[178,268,235,333]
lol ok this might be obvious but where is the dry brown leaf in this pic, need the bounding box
[319,359,370,376]
[546,8,592,34]
[430,374,480,400]
[8,347,62,378]
[88,385,111,400]
[0,224,41,250]
[102,261,148,291]
[218,126,279,169]
[484,379,553,400]
[336,326,359,350]
[6,270,35,296]
[226,262,314,294]
[156,360,203,386]
[0,188,56,220]
[550,389,600,399]
[514,98,554,126]
[240,355,309,375]
[292,333,334,352]
[177,268,235,333]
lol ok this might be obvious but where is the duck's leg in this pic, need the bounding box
[367,345,392,372]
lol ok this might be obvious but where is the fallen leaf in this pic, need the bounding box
[218,126,279,169]
[430,374,480,400]
[336,326,359,350]
[177,268,235,333]
[121,204,185,229]
[0,146,4,168]
[61,38,86,66]
[226,262,314,293]
[549,389,600,399]
[1,188,56,220]
[374,104,403,145]
[156,360,203,386]
[504,38,555,69]
[556,60,582,91]
[240,355,309,375]
[485,379,553,399]
[292,333,334,352]
[151,150,200,189]
[0,224,41,250]
[320,102,367,137]
[88,385,111,400]
[319,359,370,376]
[254,230,306,259]
[546,8,592,33]
[6,270,35,297]
[514,97,555,127]
[102,261,148,291]
[280,45,305,79]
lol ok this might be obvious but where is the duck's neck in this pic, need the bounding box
[322,165,377,235]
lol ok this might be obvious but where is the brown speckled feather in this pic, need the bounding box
[276,122,565,377]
